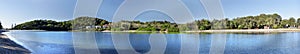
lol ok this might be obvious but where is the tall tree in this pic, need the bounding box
[196,19,211,30]
[281,19,290,28]
[289,17,296,27]
[0,21,3,29]
[297,18,300,25]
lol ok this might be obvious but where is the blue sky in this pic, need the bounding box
[0,0,299,28]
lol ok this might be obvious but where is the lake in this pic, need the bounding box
[4,30,300,54]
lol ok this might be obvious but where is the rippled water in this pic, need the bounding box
[4,30,300,54]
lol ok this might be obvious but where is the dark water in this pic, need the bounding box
[4,30,300,54]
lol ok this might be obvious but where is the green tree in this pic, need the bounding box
[288,17,296,27]
[137,26,157,31]
[297,18,300,26]
[196,19,211,30]
[167,27,179,32]
[0,21,3,29]
[281,19,290,28]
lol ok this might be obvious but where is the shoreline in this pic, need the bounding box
[0,34,31,54]
[9,29,300,33]
[102,29,300,33]
[185,29,300,33]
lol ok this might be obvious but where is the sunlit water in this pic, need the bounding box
[4,30,300,54]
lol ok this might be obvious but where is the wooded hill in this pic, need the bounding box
[12,13,300,32]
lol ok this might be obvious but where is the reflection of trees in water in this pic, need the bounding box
[226,32,300,53]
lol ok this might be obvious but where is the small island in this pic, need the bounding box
[10,13,300,33]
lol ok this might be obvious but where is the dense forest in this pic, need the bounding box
[12,13,300,32]
[12,20,71,31]
[12,17,109,31]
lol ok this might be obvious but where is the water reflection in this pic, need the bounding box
[5,31,74,54]
[4,31,300,54]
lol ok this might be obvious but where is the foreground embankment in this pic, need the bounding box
[0,34,30,54]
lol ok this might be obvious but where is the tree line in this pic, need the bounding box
[12,17,109,31]
[202,13,300,29]
[11,13,300,32]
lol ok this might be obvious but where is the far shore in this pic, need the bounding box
[102,29,300,33]
[8,29,300,33]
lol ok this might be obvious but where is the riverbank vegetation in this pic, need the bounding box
[13,20,72,31]
[12,13,300,32]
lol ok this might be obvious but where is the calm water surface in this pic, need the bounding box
[4,30,300,54]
